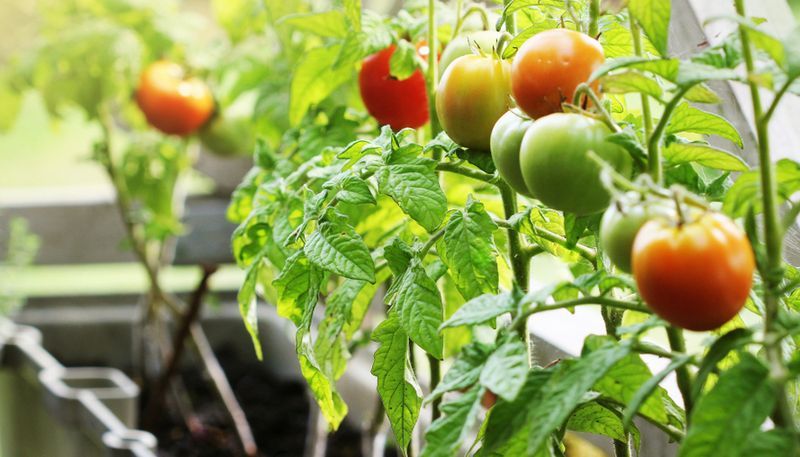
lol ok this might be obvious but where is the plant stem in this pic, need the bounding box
[666,327,694,416]
[573,83,621,132]
[428,353,442,422]
[629,15,653,138]
[492,216,597,263]
[735,0,797,437]
[427,0,441,144]
[647,85,691,184]
[503,0,516,34]
[435,162,498,184]
[499,182,529,290]
[511,296,650,332]
[588,0,600,37]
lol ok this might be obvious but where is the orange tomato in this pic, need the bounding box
[510,29,604,119]
[136,61,214,136]
[632,213,755,331]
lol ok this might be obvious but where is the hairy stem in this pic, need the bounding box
[588,0,600,37]
[427,0,441,144]
[735,0,797,437]
[630,16,654,138]
[647,85,691,184]
[666,327,694,417]
[503,0,516,34]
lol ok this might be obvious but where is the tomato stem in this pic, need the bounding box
[427,0,441,143]
[503,0,516,35]
[572,83,620,132]
[666,327,694,417]
[647,85,691,185]
[454,5,491,36]
[629,15,654,139]
[588,0,600,38]
[735,0,798,439]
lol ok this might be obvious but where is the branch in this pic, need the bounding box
[492,216,597,263]
[511,296,650,332]
[436,162,499,184]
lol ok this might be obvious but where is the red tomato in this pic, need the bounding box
[359,45,429,130]
[632,213,755,331]
[510,29,605,119]
[136,61,214,136]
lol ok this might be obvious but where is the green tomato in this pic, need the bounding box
[199,112,256,157]
[436,54,511,151]
[440,31,502,75]
[600,195,675,273]
[520,113,632,215]
[490,111,533,197]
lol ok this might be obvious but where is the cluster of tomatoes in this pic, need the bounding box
[135,61,253,156]
[358,28,756,332]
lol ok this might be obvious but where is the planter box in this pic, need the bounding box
[8,303,678,456]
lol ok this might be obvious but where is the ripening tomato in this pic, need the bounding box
[359,44,429,130]
[510,29,605,119]
[632,213,755,331]
[490,110,533,197]
[136,61,214,136]
[439,30,502,75]
[599,195,675,273]
[519,113,631,215]
[436,55,511,150]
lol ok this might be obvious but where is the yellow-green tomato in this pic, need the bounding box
[519,113,632,215]
[199,112,256,157]
[439,31,502,75]
[436,55,511,151]
[600,196,675,273]
[490,111,533,197]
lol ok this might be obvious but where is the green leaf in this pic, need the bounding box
[0,79,22,132]
[371,314,422,451]
[390,39,420,80]
[679,354,777,457]
[622,355,692,430]
[438,197,499,301]
[344,0,362,32]
[421,386,485,457]
[278,11,348,37]
[690,328,753,401]
[480,338,529,401]
[378,161,447,232]
[324,174,375,205]
[238,260,263,359]
[741,429,796,457]
[289,44,352,126]
[440,292,515,329]
[304,216,376,282]
[393,260,444,359]
[428,342,494,401]
[384,237,414,276]
[298,337,348,429]
[683,84,721,104]
[723,159,800,217]
[667,103,743,147]
[511,207,582,262]
[273,251,325,327]
[568,401,640,452]
[601,71,663,99]
[628,0,671,56]
[663,142,749,171]
[524,340,633,453]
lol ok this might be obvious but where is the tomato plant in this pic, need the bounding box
[8,0,800,456]
[439,30,501,74]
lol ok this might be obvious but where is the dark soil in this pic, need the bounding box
[142,344,387,457]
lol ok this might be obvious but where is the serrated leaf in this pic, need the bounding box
[421,386,485,457]
[568,401,640,452]
[629,0,671,56]
[371,314,422,451]
[298,337,348,429]
[683,84,721,104]
[392,260,444,359]
[723,159,800,217]
[289,44,352,126]
[439,197,499,301]
[663,142,749,171]
[601,71,663,99]
[667,103,743,147]
[480,338,529,401]
[323,174,376,205]
[440,292,515,329]
[238,260,263,359]
[679,354,777,457]
[273,251,325,327]
[304,217,376,282]
[429,342,494,402]
[378,162,447,232]
[741,429,796,456]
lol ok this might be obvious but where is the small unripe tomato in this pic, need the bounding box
[632,213,755,331]
[519,113,631,215]
[490,111,533,197]
[600,195,674,273]
[510,29,604,119]
[439,31,502,75]
[359,44,429,130]
[136,60,214,136]
[436,55,511,151]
